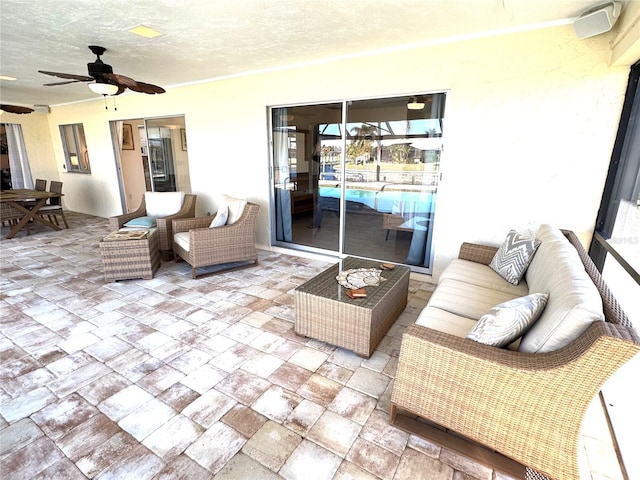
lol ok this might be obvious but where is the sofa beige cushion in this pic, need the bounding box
[439,259,529,297]
[519,224,604,353]
[416,306,477,337]
[428,278,519,320]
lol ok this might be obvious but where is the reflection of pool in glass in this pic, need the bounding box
[319,187,435,214]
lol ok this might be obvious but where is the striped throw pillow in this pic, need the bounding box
[490,230,540,285]
[466,293,549,347]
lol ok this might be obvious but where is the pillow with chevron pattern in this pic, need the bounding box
[490,230,540,285]
[466,293,549,347]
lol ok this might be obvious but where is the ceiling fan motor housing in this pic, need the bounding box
[88,61,114,79]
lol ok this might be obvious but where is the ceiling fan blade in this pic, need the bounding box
[102,73,137,89]
[129,81,166,94]
[38,70,94,82]
[1,104,34,114]
[43,80,86,86]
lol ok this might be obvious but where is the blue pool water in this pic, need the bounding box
[319,187,435,214]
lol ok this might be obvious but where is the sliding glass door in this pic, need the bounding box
[270,93,445,273]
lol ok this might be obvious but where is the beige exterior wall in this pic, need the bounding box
[3,23,637,277]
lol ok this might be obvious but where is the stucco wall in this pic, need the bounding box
[6,24,635,278]
[1,111,58,182]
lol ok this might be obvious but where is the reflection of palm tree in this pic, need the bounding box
[348,124,378,164]
[389,144,411,164]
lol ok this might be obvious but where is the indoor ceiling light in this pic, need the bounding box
[88,82,119,96]
[407,97,425,110]
[128,24,164,38]
[0,75,17,81]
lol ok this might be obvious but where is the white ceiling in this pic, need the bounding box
[0,0,610,107]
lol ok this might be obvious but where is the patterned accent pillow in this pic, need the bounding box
[490,230,540,285]
[466,293,549,347]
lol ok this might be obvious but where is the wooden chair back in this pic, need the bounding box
[48,181,63,206]
[35,179,47,191]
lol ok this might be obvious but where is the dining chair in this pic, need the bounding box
[1,203,24,229]
[38,180,69,228]
[35,179,47,191]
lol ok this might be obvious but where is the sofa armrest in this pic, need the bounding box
[188,209,257,255]
[154,194,197,251]
[391,322,639,480]
[108,202,146,230]
[458,242,498,265]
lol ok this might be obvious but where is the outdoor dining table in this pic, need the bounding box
[0,188,64,239]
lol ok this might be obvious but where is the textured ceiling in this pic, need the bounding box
[0,0,606,107]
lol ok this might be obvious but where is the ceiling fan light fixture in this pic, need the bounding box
[88,82,119,96]
[407,97,425,110]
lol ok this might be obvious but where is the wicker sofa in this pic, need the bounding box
[390,225,639,480]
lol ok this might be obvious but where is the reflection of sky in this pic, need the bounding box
[320,119,442,138]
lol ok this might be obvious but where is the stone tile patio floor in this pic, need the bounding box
[0,212,623,479]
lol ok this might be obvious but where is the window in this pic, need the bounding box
[270,93,446,273]
[60,124,90,173]
[591,60,639,479]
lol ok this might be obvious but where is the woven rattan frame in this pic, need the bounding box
[100,230,161,282]
[172,202,259,278]
[390,229,639,480]
[295,257,410,358]
[109,193,197,253]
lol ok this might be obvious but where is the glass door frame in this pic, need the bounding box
[268,92,445,274]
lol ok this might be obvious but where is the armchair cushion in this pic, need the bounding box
[174,231,190,251]
[466,293,548,347]
[210,207,228,227]
[219,195,247,224]
[145,191,185,217]
[124,215,157,228]
[490,230,540,285]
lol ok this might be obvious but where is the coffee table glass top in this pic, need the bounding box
[295,257,410,306]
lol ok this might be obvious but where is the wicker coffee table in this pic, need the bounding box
[295,257,410,358]
[100,229,161,282]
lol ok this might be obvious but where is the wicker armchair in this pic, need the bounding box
[109,193,197,254]
[172,202,259,278]
[390,230,639,480]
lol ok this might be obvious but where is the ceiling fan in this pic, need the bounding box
[39,45,165,95]
[0,105,34,114]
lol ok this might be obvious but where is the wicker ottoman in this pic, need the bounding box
[295,257,410,358]
[100,230,161,281]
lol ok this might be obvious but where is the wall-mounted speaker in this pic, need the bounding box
[573,2,622,39]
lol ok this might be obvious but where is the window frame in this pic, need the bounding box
[59,123,91,174]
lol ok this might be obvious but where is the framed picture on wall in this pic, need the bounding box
[180,128,187,151]
[122,124,135,150]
